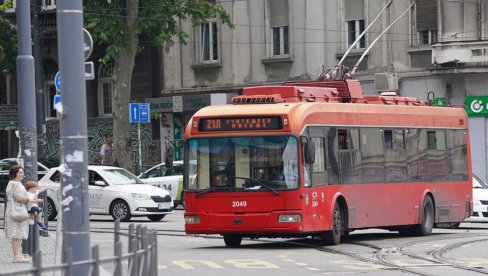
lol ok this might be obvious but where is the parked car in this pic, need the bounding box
[138,161,185,208]
[39,165,174,222]
[0,157,60,201]
[464,174,488,223]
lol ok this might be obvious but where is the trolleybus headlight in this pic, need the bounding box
[278,214,301,223]
[185,215,201,224]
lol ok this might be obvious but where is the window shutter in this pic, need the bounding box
[270,0,289,27]
[416,0,437,31]
[345,0,364,21]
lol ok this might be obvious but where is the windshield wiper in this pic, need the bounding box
[230,176,280,195]
[196,187,219,197]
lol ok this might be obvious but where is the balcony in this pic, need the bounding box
[431,40,488,74]
[432,40,488,66]
[2,0,56,13]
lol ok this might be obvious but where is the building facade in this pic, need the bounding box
[160,0,488,181]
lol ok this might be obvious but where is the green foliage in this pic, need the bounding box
[84,0,233,64]
[0,0,13,10]
[0,17,17,72]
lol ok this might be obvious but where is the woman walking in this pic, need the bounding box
[5,165,31,263]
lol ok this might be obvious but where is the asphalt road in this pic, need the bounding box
[62,209,488,276]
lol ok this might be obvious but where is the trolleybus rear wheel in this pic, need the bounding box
[321,202,343,245]
[223,234,242,247]
[412,196,434,236]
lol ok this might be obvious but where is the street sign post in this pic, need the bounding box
[129,103,151,174]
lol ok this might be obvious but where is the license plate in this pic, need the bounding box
[158,203,170,209]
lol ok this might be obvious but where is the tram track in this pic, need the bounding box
[345,233,488,275]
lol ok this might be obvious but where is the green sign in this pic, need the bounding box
[0,120,18,129]
[432,97,447,107]
[465,96,488,117]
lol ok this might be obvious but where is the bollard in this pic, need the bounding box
[26,213,40,256]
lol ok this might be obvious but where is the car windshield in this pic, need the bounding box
[101,169,144,185]
[473,174,488,189]
[185,135,299,191]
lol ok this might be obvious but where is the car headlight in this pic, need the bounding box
[131,193,151,200]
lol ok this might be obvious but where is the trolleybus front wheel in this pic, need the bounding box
[320,201,344,245]
[223,234,242,247]
[412,196,434,236]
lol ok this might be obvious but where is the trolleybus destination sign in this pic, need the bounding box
[199,116,283,131]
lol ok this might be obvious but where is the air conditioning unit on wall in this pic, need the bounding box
[374,73,398,93]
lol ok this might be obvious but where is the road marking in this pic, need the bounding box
[173,260,224,269]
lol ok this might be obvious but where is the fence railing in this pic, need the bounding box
[1,220,158,276]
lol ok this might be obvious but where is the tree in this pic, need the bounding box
[0,14,18,73]
[84,0,232,172]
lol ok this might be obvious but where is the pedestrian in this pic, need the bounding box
[4,165,32,263]
[25,181,49,231]
[99,137,114,166]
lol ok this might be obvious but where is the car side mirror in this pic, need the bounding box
[94,180,107,186]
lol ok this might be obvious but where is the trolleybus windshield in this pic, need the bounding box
[186,136,299,191]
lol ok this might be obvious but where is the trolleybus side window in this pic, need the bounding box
[383,129,407,183]
[310,136,327,186]
[338,128,362,184]
[361,128,385,184]
[427,130,448,179]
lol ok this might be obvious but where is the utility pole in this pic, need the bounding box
[56,0,91,274]
[16,0,38,181]
[32,0,48,160]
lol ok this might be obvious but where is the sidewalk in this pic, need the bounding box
[0,203,62,275]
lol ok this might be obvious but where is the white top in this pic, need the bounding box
[27,190,39,210]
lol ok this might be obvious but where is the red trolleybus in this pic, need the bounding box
[181,80,472,247]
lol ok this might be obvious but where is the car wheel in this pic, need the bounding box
[147,215,166,222]
[46,198,57,221]
[110,200,132,222]
[180,191,185,209]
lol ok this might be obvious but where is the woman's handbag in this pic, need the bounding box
[10,199,28,222]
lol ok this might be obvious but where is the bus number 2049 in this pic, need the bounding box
[232,201,247,207]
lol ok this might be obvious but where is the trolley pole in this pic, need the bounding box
[16,0,38,181]
[56,0,91,274]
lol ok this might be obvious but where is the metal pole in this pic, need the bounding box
[32,0,48,160]
[138,122,142,174]
[16,0,38,182]
[56,0,91,274]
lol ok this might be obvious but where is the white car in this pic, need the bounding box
[465,174,488,223]
[138,161,185,208]
[39,166,174,222]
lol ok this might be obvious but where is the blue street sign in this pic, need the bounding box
[53,95,61,109]
[140,103,150,123]
[129,103,151,123]
[55,72,61,92]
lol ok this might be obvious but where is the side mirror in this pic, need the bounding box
[94,180,107,186]
[304,140,315,164]
[165,142,174,168]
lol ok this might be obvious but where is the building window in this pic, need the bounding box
[101,82,112,115]
[414,0,438,46]
[269,0,290,57]
[344,0,365,49]
[346,20,365,49]
[199,19,219,62]
[98,63,114,117]
[418,30,438,45]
